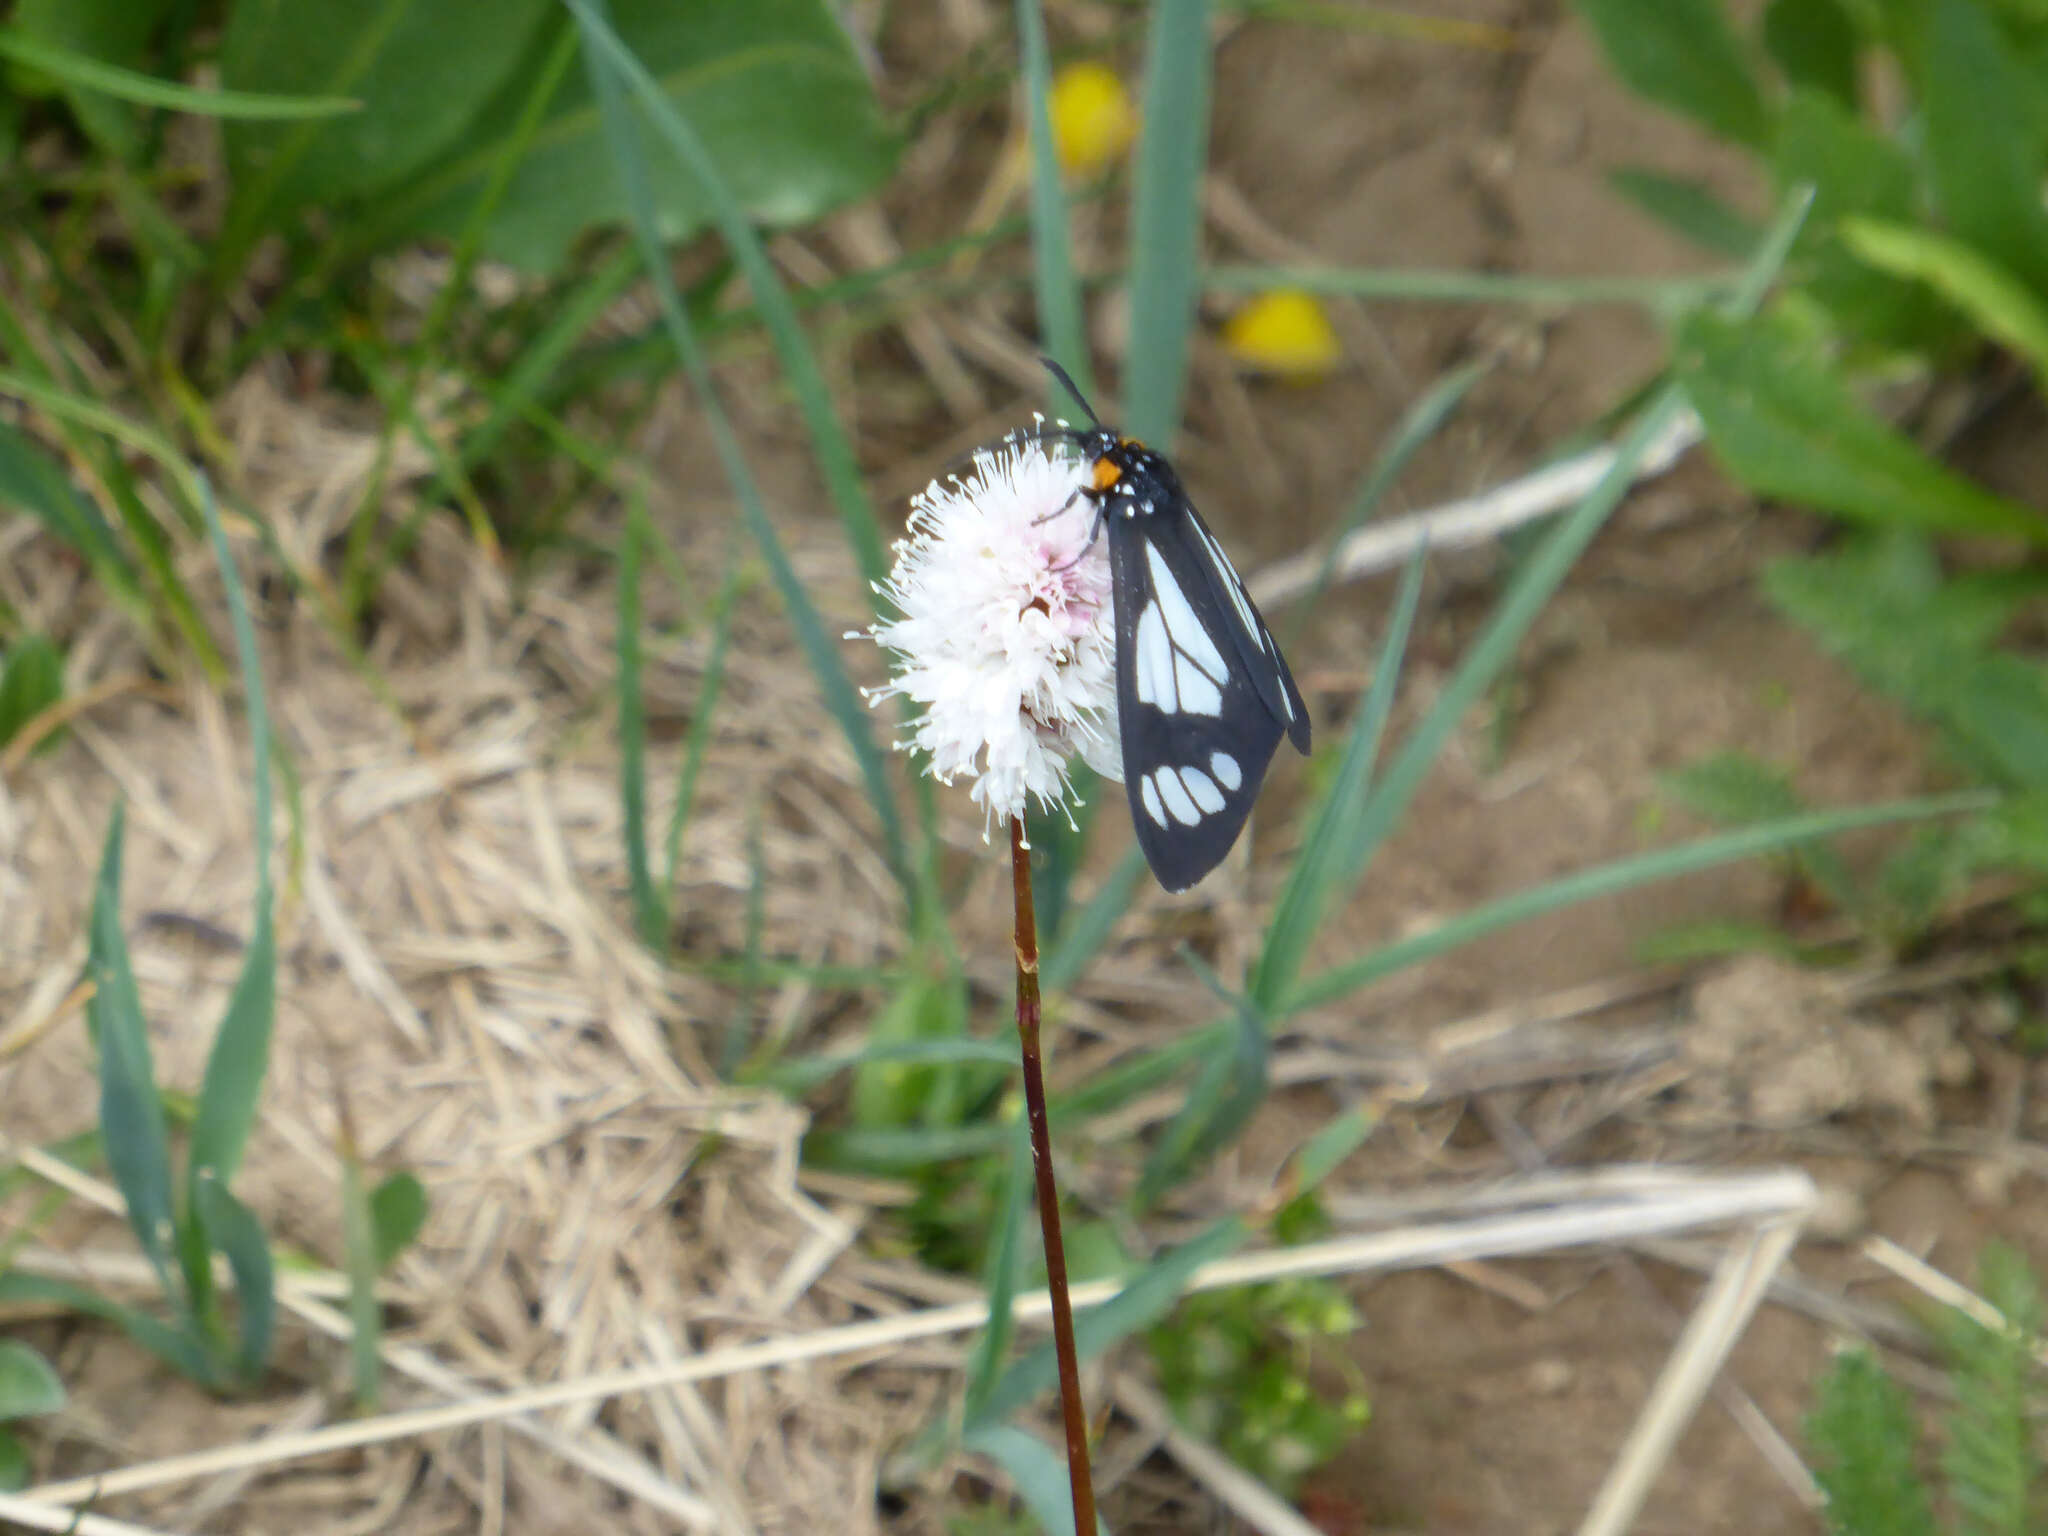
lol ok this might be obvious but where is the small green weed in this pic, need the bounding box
[0,1340,63,1490]
[1580,0,2048,950]
[1807,1242,2045,1536]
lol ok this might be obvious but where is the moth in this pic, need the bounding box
[1034,359,1310,892]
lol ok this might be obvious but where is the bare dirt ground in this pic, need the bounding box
[5,2,2044,1533]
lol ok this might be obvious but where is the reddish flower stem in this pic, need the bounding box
[1009,816,1097,1536]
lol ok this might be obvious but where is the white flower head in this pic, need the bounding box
[867,438,1123,832]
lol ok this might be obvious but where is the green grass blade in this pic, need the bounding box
[1252,542,1426,1009]
[1040,845,1148,993]
[0,419,145,621]
[617,497,663,947]
[729,807,768,1078]
[455,245,640,475]
[563,0,888,591]
[0,1271,212,1383]
[963,1120,1034,1426]
[1013,0,1092,399]
[1204,263,1734,310]
[86,805,181,1307]
[1294,358,1486,623]
[1284,792,1993,1012]
[801,1122,1012,1172]
[1122,0,1213,444]
[1134,983,1266,1211]
[963,1422,1107,1536]
[1050,1022,1224,1123]
[662,548,744,906]
[1287,1106,1378,1197]
[969,1216,1245,1431]
[192,1175,274,1379]
[1282,195,1813,995]
[0,27,360,118]
[188,477,277,1189]
[573,15,911,895]
[339,1152,382,1408]
[757,1038,1016,1095]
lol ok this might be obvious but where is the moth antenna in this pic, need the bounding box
[1038,354,1102,427]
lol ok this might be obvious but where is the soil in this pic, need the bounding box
[7,1,2048,1534]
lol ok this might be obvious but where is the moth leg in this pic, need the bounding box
[1046,502,1107,571]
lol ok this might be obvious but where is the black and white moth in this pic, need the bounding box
[1031,359,1311,892]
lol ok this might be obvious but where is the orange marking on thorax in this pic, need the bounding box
[1089,457,1122,493]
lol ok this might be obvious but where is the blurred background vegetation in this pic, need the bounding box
[6,0,2048,1531]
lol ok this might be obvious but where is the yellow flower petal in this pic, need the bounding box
[1049,62,1137,181]
[1222,290,1342,381]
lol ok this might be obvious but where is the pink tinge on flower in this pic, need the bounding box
[867,441,1123,831]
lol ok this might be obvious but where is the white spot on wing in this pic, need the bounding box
[1209,751,1242,790]
[1135,603,1173,707]
[1141,775,1167,827]
[1191,518,1265,653]
[1175,663,1222,715]
[1181,768,1224,813]
[1144,542,1228,679]
[1154,769,1201,826]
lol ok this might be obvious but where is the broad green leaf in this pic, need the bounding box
[0,1430,24,1491]
[369,1170,429,1270]
[1573,0,1773,147]
[1762,0,1861,107]
[1610,168,1761,259]
[1676,309,2047,542]
[0,634,62,752]
[87,806,180,1304]
[221,0,549,206]
[1772,89,1949,348]
[9,0,173,156]
[970,1217,1245,1431]
[399,0,899,272]
[0,1340,63,1421]
[1901,0,2048,298]
[1843,218,2048,387]
[1123,0,1214,445]
[195,1176,275,1378]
